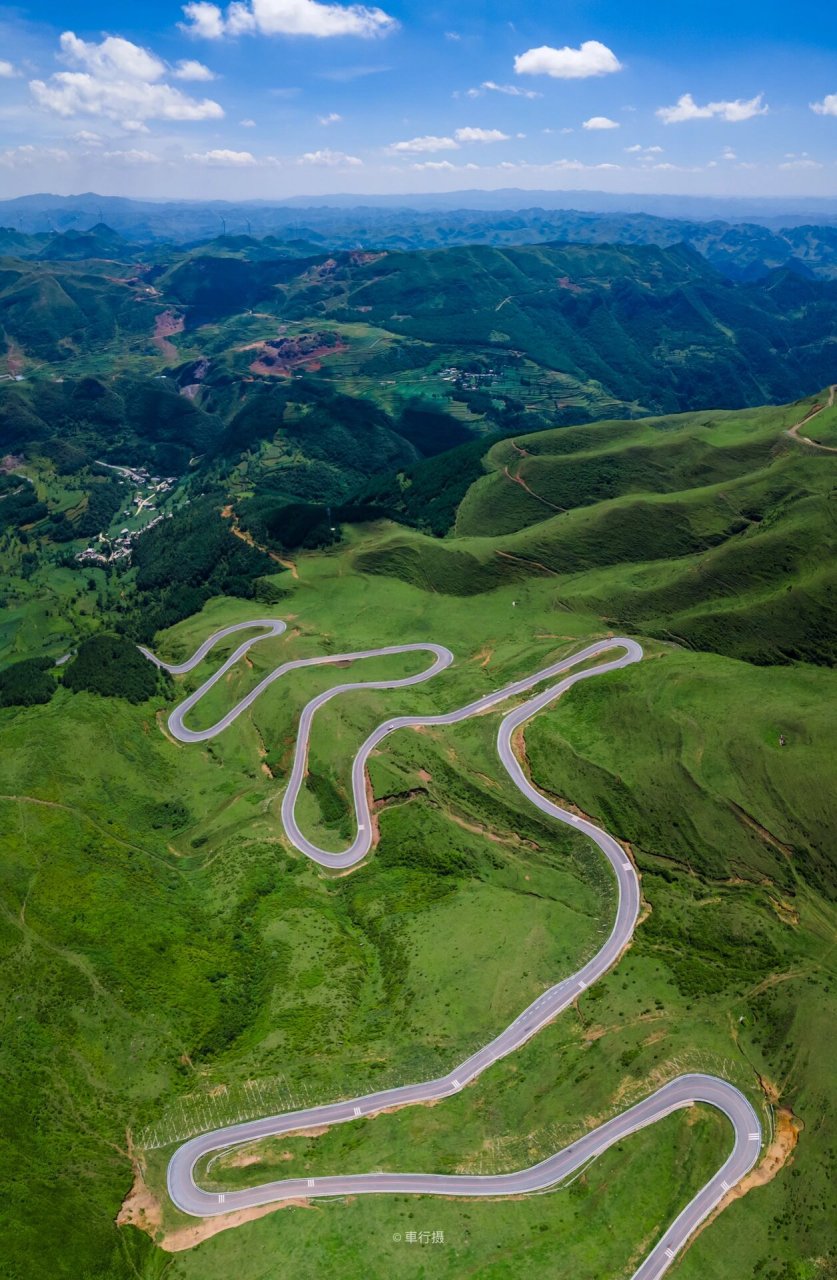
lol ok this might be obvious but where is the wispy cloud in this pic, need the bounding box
[187,148,261,164]
[780,153,822,170]
[466,80,541,100]
[657,92,768,124]
[298,147,362,165]
[388,134,459,153]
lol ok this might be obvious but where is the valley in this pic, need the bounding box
[0,214,835,1280]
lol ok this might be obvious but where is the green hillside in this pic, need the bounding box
[5,238,837,443]
[0,555,833,1280]
[356,391,837,666]
[1,218,836,1280]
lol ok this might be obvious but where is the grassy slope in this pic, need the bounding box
[2,385,836,1278]
[1,547,834,1280]
[355,392,837,666]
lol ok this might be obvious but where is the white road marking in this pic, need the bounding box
[218,1193,225,1203]
[353,1107,362,1117]
[148,624,761,1274]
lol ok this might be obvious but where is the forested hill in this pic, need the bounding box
[3,196,837,279]
[3,235,837,513]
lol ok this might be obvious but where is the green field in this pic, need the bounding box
[1,390,835,1280]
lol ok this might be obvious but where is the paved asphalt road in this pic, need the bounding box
[143,621,762,1279]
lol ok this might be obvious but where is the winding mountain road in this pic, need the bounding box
[143,620,762,1278]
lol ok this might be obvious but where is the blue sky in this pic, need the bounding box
[0,0,836,198]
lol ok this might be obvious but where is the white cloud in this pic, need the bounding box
[467,80,541,100]
[583,115,619,130]
[657,92,768,124]
[298,147,362,165]
[172,58,217,80]
[30,31,224,125]
[544,158,623,171]
[388,134,459,153]
[318,111,342,124]
[811,93,837,117]
[0,144,70,168]
[73,129,103,145]
[722,146,737,160]
[780,154,822,170]
[454,126,509,143]
[240,117,256,126]
[123,119,151,133]
[181,2,226,37]
[59,31,165,80]
[514,41,622,80]
[187,147,258,164]
[0,60,20,78]
[101,148,161,163]
[626,143,663,156]
[411,159,457,171]
[181,0,397,40]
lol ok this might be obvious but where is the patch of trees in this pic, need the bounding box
[0,656,55,708]
[73,478,122,538]
[1,375,222,475]
[238,496,389,552]
[0,475,48,531]
[127,500,275,641]
[394,401,473,457]
[357,435,499,536]
[62,634,163,703]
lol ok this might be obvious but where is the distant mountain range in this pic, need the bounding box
[4,196,837,283]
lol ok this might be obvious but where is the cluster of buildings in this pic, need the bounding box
[75,513,170,566]
[438,366,501,388]
[75,463,177,565]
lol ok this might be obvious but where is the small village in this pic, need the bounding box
[75,463,177,566]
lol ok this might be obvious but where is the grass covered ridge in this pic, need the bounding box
[0,558,834,1280]
[355,392,837,667]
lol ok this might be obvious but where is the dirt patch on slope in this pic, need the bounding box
[153,309,184,360]
[118,1158,316,1253]
[683,1105,801,1259]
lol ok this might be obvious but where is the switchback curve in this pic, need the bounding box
[143,620,762,1279]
